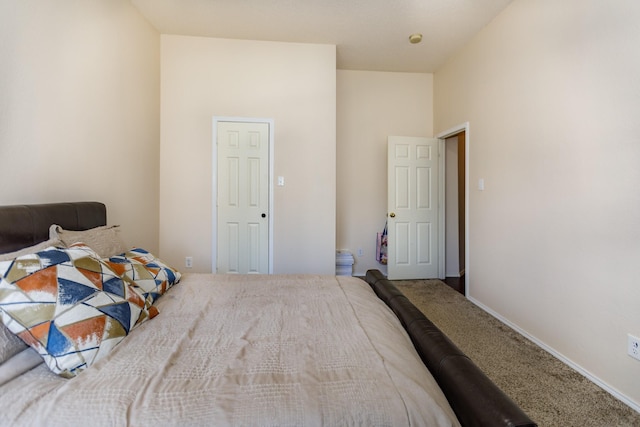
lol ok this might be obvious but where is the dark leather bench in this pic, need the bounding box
[365,269,537,427]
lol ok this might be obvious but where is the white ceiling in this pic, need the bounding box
[131,0,514,73]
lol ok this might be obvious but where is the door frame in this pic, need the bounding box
[437,122,469,296]
[212,116,275,274]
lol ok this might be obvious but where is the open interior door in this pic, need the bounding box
[387,136,439,280]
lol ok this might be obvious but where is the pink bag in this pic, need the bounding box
[376,222,388,265]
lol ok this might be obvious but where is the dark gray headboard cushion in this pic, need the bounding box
[0,202,106,254]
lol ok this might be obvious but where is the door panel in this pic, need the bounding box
[217,121,269,274]
[395,166,409,208]
[417,222,431,264]
[416,166,431,209]
[395,221,410,265]
[226,223,240,272]
[388,136,439,279]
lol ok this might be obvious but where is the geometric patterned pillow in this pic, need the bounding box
[0,244,157,378]
[105,248,181,304]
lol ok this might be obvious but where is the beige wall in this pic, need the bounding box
[336,70,433,276]
[0,0,160,252]
[160,35,336,274]
[435,0,640,408]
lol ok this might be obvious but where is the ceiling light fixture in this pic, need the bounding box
[409,33,423,44]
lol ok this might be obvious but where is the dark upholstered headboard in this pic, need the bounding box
[0,202,106,254]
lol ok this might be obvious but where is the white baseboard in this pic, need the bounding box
[468,296,640,414]
[353,264,387,278]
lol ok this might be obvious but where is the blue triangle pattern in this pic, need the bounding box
[58,278,99,305]
[47,322,73,357]
[38,249,71,268]
[165,268,176,283]
[98,302,132,333]
[102,276,125,298]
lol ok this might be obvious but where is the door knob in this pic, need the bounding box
[261,213,266,218]
[389,212,396,218]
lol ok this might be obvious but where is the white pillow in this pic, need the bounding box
[0,323,27,365]
[0,348,43,387]
[50,224,128,258]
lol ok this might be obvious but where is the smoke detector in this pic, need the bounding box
[409,33,423,44]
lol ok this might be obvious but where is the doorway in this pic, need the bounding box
[443,131,466,293]
[437,123,469,296]
[212,117,274,274]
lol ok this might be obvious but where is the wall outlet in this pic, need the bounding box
[628,334,640,361]
[185,256,193,268]
[357,248,364,257]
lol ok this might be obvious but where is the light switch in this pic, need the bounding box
[478,178,485,191]
[277,176,285,186]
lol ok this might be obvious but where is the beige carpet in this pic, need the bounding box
[392,279,640,427]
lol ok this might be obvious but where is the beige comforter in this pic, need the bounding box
[0,274,459,426]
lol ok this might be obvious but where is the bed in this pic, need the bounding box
[0,202,536,427]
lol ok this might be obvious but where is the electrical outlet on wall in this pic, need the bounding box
[628,334,640,361]
[185,256,193,269]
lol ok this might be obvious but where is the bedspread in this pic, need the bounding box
[0,274,459,426]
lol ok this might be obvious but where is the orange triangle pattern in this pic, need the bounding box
[15,266,58,297]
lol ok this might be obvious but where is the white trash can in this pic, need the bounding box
[336,250,355,276]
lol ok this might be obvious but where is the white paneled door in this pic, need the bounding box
[217,121,270,274]
[387,136,439,280]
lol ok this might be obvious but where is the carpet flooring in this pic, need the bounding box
[392,279,640,427]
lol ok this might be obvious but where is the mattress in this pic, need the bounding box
[0,273,459,426]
